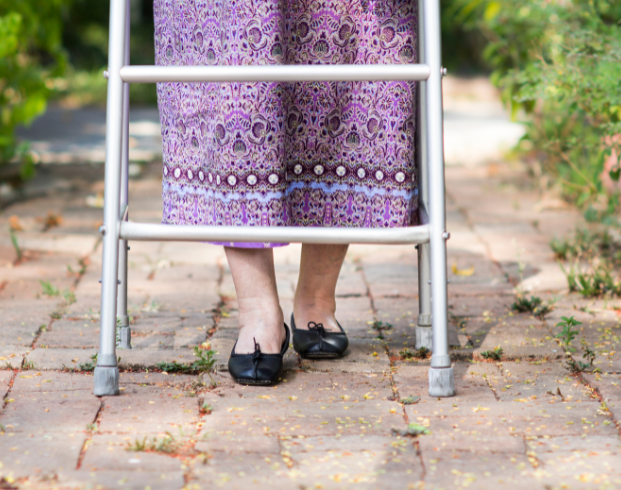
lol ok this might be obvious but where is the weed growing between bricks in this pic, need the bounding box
[371,320,393,339]
[511,294,554,320]
[553,227,621,297]
[399,347,430,361]
[480,347,504,361]
[156,345,217,385]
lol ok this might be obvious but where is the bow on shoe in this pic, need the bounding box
[251,338,262,381]
[308,322,327,336]
[308,322,327,349]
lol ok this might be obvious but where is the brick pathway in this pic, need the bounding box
[2,129,621,488]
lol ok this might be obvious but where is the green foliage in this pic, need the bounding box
[199,402,212,415]
[156,345,217,384]
[40,280,60,297]
[480,346,503,360]
[9,229,22,262]
[193,345,217,385]
[551,228,621,263]
[79,353,97,372]
[512,295,542,313]
[62,289,76,305]
[52,0,157,107]
[400,347,430,360]
[565,339,597,373]
[392,423,430,437]
[156,360,188,373]
[555,316,582,351]
[555,227,621,297]
[371,320,393,340]
[511,294,553,319]
[455,0,621,210]
[563,262,621,297]
[440,0,488,73]
[0,0,72,175]
[400,396,421,405]
[126,433,180,454]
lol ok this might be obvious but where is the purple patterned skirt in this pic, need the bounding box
[154,0,418,247]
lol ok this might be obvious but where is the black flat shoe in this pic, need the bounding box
[291,314,348,359]
[228,324,290,386]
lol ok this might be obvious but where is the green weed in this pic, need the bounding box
[480,347,503,361]
[562,262,621,297]
[79,353,98,372]
[392,423,430,437]
[126,437,148,452]
[371,320,393,340]
[22,359,35,370]
[157,360,190,373]
[127,433,180,454]
[555,316,582,352]
[512,295,554,319]
[9,229,22,262]
[149,433,178,454]
[566,339,598,373]
[554,228,621,298]
[67,257,89,277]
[62,289,76,305]
[512,295,542,313]
[193,345,217,385]
[552,229,621,263]
[157,345,217,383]
[86,423,98,432]
[40,281,59,297]
[199,402,212,415]
[400,347,430,360]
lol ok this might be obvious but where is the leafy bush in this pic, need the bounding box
[53,0,157,107]
[0,0,71,177]
[455,0,621,212]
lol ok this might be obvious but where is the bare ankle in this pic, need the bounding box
[293,296,339,331]
[234,302,285,354]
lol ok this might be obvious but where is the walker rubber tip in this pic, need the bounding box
[94,366,120,396]
[429,366,456,397]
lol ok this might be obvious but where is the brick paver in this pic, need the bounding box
[2,100,621,489]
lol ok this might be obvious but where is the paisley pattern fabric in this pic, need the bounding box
[154,0,418,247]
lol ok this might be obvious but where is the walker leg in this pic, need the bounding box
[416,244,433,349]
[422,0,455,397]
[94,0,129,396]
[117,1,131,350]
[415,4,432,351]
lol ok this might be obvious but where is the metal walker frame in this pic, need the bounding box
[94,0,455,397]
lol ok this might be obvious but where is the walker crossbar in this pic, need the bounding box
[119,222,431,245]
[119,64,431,83]
[95,0,455,398]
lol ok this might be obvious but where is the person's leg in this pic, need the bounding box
[225,247,285,354]
[293,244,349,331]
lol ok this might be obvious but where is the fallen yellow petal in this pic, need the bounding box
[452,264,475,276]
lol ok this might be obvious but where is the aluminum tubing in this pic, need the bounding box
[119,222,431,245]
[116,0,130,335]
[416,2,432,340]
[97,0,128,371]
[422,0,451,369]
[119,64,431,83]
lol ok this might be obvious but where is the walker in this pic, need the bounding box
[94,0,455,397]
